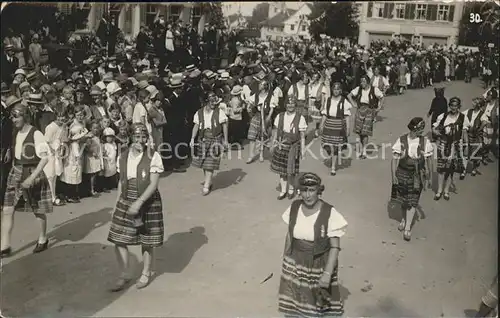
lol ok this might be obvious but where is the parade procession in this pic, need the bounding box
[0,1,498,317]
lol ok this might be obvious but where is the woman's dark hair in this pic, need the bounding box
[488,88,498,99]
[449,97,461,107]
[360,74,370,84]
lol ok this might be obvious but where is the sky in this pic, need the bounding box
[223,2,311,17]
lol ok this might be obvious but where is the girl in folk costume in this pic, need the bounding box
[246,79,276,164]
[270,96,307,200]
[60,105,90,203]
[308,72,326,138]
[1,102,52,257]
[347,75,384,159]
[227,85,247,147]
[320,82,353,176]
[461,97,488,178]
[432,97,471,201]
[482,89,499,162]
[371,66,389,95]
[107,123,164,291]
[278,173,347,317]
[102,127,118,191]
[287,72,310,122]
[190,92,229,196]
[390,117,433,241]
[43,106,68,206]
[83,120,104,196]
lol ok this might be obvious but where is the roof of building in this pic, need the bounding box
[259,9,298,27]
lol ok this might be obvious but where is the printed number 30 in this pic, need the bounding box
[469,13,482,23]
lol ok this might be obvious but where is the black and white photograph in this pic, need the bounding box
[0,1,498,317]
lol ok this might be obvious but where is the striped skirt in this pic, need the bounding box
[279,239,343,317]
[466,129,484,159]
[247,113,270,141]
[3,164,52,214]
[436,138,465,173]
[192,135,223,171]
[270,142,300,177]
[483,122,498,146]
[354,104,376,137]
[390,165,422,209]
[107,180,164,247]
[321,117,347,156]
[297,100,309,123]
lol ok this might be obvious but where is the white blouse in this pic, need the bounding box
[321,97,353,117]
[287,83,308,101]
[282,204,348,241]
[350,86,384,104]
[248,92,278,110]
[116,151,164,180]
[462,108,489,124]
[193,108,228,129]
[273,112,308,133]
[392,135,434,159]
[14,128,49,159]
[433,113,472,131]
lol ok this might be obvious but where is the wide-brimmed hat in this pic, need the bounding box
[220,72,230,80]
[14,69,26,76]
[102,72,114,83]
[4,44,14,52]
[19,81,31,93]
[28,93,44,104]
[189,69,202,79]
[5,95,22,108]
[185,64,196,72]
[168,77,183,88]
[106,81,122,95]
[90,85,102,96]
[1,82,10,94]
[137,80,149,90]
[231,85,243,96]
[146,85,159,98]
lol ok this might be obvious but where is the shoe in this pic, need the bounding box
[33,240,49,253]
[202,186,211,196]
[471,170,477,176]
[398,220,406,232]
[443,193,450,201]
[52,198,65,206]
[136,272,153,289]
[330,170,336,176]
[0,247,12,258]
[277,192,287,200]
[434,193,442,201]
[403,230,411,241]
[109,277,131,292]
[67,198,80,203]
[459,173,466,180]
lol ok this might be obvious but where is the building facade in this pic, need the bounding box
[260,3,312,41]
[58,3,206,37]
[358,1,465,47]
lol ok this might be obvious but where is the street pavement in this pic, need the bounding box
[1,79,497,317]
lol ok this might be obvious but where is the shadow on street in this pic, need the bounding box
[212,168,247,191]
[356,296,420,317]
[1,243,139,317]
[10,208,113,257]
[154,226,208,276]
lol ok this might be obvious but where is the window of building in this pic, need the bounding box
[394,3,405,19]
[274,7,278,13]
[437,5,450,21]
[290,24,295,31]
[415,4,427,20]
[192,5,202,28]
[145,4,157,27]
[278,26,284,32]
[169,4,181,22]
[373,3,384,18]
[301,25,306,32]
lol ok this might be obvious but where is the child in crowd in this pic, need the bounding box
[102,127,118,191]
[116,120,130,153]
[84,120,103,196]
[108,103,123,134]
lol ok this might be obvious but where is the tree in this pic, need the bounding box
[458,2,499,48]
[249,3,269,28]
[308,2,359,41]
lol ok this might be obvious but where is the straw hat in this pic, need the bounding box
[14,69,26,76]
[146,85,159,98]
[19,82,31,93]
[168,77,183,89]
[220,72,230,80]
[137,80,149,90]
[231,85,243,95]
[106,81,122,95]
[28,93,44,104]
[90,85,102,96]
[1,82,10,94]
[5,96,22,108]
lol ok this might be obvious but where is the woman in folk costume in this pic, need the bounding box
[432,97,471,201]
[43,105,67,206]
[227,85,247,147]
[461,97,488,178]
[482,88,499,162]
[60,105,90,203]
[1,101,52,257]
[371,65,389,95]
[246,78,276,164]
[107,123,164,291]
[270,96,307,200]
[390,117,433,241]
[320,82,353,176]
[287,72,310,123]
[347,75,384,159]
[278,172,347,317]
[308,71,326,138]
[190,91,229,196]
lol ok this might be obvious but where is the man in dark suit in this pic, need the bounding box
[135,25,149,58]
[1,45,19,84]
